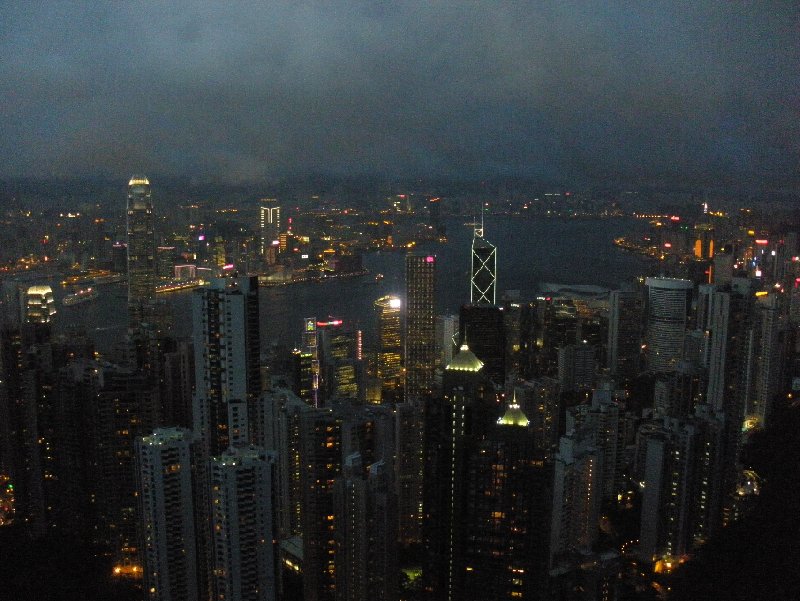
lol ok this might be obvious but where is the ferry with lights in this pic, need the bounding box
[63,287,99,306]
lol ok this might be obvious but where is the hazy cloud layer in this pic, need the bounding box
[1,1,798,185]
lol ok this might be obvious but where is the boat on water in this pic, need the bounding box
[63,287,99,306]
[93,273,124,285]
[61,270,124,286]
[155,279,205,293]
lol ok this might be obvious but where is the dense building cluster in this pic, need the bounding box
[0,178,798,601]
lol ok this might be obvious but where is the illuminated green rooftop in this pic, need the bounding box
[497,393,529,427]
[446,343,484,372]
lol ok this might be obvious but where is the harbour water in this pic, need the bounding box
[53,215,655,353]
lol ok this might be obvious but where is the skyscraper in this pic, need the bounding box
[607,289,643,381]
[192,275,261,598]
[399,255,435,541]
[424,343,494,601]
[637,411,725,566]
[192,276,261,460]
[299,402,395,601]
[24,285,55,324]
[405,253,436,402]
[459,304,506,387]
[333,454,399,601]
[645,277,693,373]
[259,199,281,255]
[459,399,552,601]
[549,428,601,567]
[470,224,496,305]
[135,428,198,601]
[209,446,278,601]
[98,366,158,575]
[374,295,402,401]
[435,314,459,369]
[127,176,156,326]
[318,321,362,402]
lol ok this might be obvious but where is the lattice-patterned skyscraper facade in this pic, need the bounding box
[470,224,496,306]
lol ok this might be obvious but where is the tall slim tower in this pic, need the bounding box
[645,277,693,373]
[607,289,643,381]
[135,428,198,601]
[192,276,261,460]
[259,199,281,255]
[405,253,436,402]
[192,276,261,598]
[398,254,435,544]
[127,176,156,326]
[470,221,496,305]
[374,295,402,401]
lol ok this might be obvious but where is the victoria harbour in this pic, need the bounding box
[52,215,654,352]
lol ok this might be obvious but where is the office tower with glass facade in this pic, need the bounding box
[259,199,281,255]
[435,314,459,369]
[607,289,643,381]
[405,253,436,402]
[459,399,552,601]
[470,226,497,305]
[459,303,506,387]
[135,428,197,601]
[318,321,362,402]
[423,343,495,601]
[374,295,402,401]
[399,254,435,544]
[127,176,156,326]
[645,277,693,373]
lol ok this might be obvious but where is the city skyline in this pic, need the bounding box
[1,4,799,601]
[0,173,798,600]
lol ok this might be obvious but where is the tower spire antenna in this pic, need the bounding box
[473,202,484,238]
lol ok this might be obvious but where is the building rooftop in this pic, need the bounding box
[445,343,484,372]
[497,393,530,427]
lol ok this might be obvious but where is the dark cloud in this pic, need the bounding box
[0,1,797,186]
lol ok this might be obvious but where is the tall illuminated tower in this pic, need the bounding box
[470,221,496,306]
[259,199,281,255]
[400,254,435,544]
[127,176,156,326]
[405,253,436,402]
[374,295,402,400]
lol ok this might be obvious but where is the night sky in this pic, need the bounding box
[1,2,798,186]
